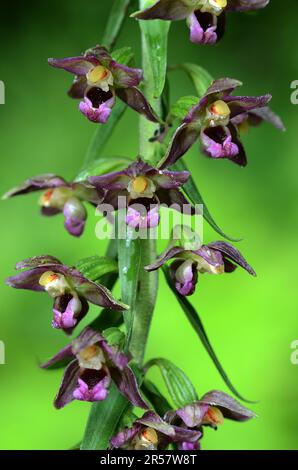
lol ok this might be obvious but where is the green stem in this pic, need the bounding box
[139,0,162,163]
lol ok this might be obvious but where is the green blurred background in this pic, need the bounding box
[0,0,297,450]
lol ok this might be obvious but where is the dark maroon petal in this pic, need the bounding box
[137,411,175,437]
[145,246,186,272]
[227,124,247,166]
[150,170,190,189]
[199,390,256,421]
[15,256,62,270]
[89,171,131,191]
[68,76,88,99]
[71,327,103,353]
[227,0,270,12]
[48,56,98,75]
[69,270,127,311]
[157,188,193,212]
[110,61,143,88]
[54,360,81,409]
[225,94,272,118]
[116,87,160,123]
[133,0,194,20]
[6,263,71,292]
[159,122,200,169]
[208,241,256,275]
[204,78,242,99]
[110,366,149,409]
[248,107,285,131]
[41,207,61,217]
[110,423,141,449]
[40,344,74,369]
[171,426,202,443]
[100,340,129,370]
[173,403,209,428]
[3,174,67,199]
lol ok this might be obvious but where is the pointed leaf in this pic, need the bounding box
[139,0,170,98]
[162,266,255,404]
[145,358,198,408]
[75,256,118,283]
[169,95,199,121]
[112,47,135,66]
[172,158,241,242]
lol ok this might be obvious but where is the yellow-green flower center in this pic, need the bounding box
[131,176,149,194]
[203,406,225,426]
[210,100,230,117]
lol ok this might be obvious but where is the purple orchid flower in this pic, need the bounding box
[41,327,148,409]
[133,0,270,46]
[3,174,102,237]
[89,159,191,229]
[110,410,201,450]
[165,390,256,450]
[5,256,127,334]
[48,45,159,124]
[159,78,272,168]
[145,240,256,296]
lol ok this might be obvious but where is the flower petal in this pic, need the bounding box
[110,61,143,88]
[133,0,194,20]
[40,344,74,369]
[116,87,160,123]
[225,94,272,117]
[110,423,141,449]
[110,366,149,409]
[15,256,62,270]
[227,0,270,12]
[3,174,67,199]
[158,122,200,169]
[199,390,256,421]
[208,241,256,275]
[68,76,88,99]
[145,246,185,271]
[54,360,81,409]
[48,56,98,75]
[137,411,175,436]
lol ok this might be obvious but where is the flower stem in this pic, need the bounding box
[139,0,162,164]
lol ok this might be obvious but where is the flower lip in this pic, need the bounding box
[86,87,114,108]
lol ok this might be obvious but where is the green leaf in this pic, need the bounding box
[102,0,132,50]
[102,327,125,349]
[142,380,171,416]
[81,383,129,450]
[139,1,170,98]
[162,266,255,404]
[75,155,132,182]
[80,100,127,171]
[169,95,199,121]
[75,256,118,283]
[171,63,214,98]
[118,218,142,353]
[112,46,134,66]
[173,158,241,242]
[145,358,198,408]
